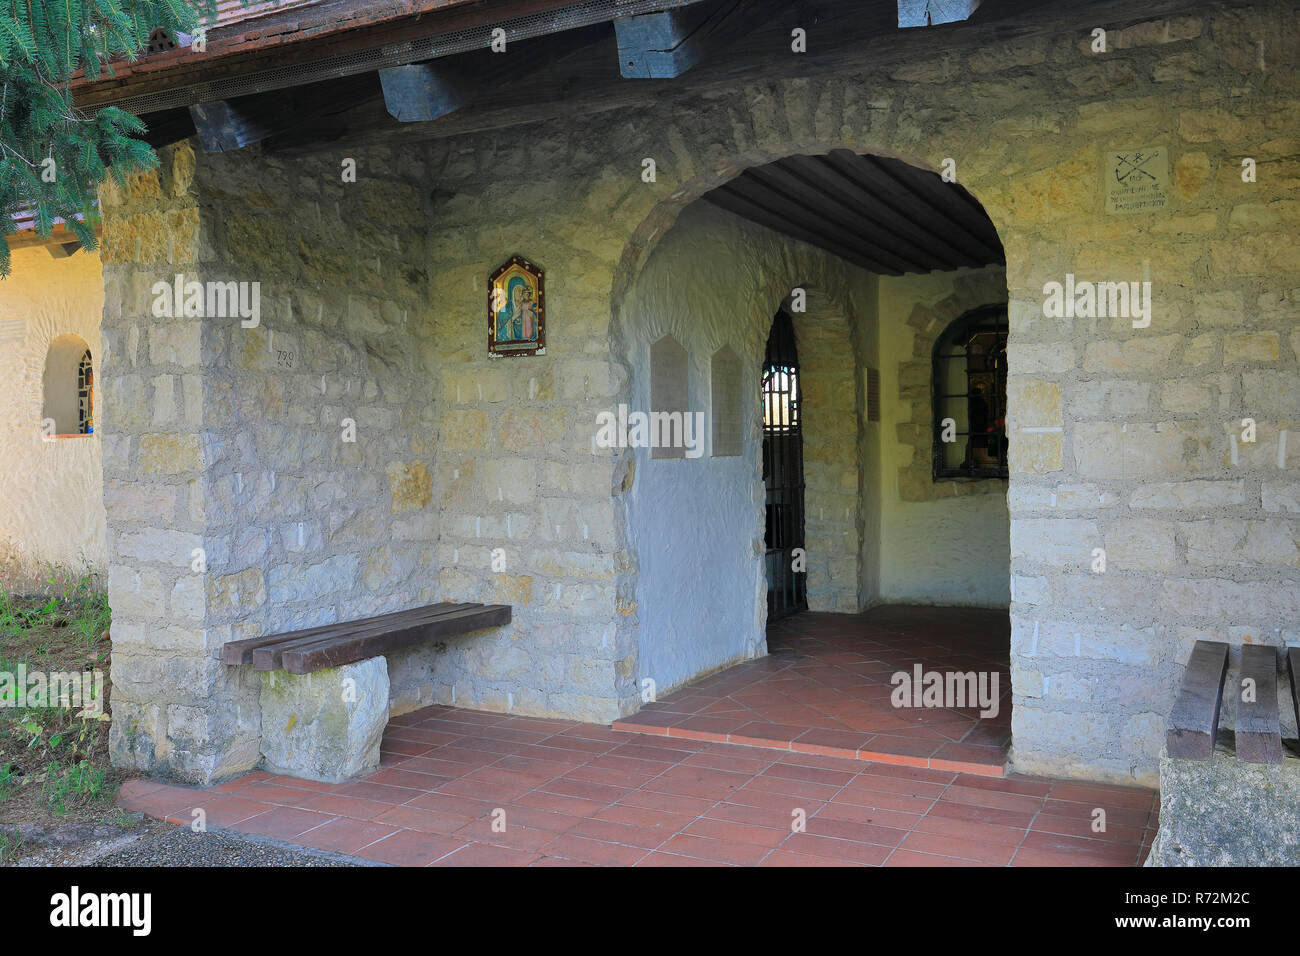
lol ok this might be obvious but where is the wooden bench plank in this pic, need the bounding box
[1289,647,1300,747]
[222,602,472,666]
[281,604,512,675]
[250,603,477,672]
[1237,644,1282,764]
[1167,640,1229,760]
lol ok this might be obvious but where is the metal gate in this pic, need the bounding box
[761,309,807,619]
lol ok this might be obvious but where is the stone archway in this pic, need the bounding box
[606,144,1018,726]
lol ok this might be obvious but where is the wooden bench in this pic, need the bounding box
[1166,639,1293,764]
[1149,640,1300,866]
[223,601,512,782]
[222,601,512,675]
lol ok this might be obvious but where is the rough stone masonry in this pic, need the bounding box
[94,0,1300,788]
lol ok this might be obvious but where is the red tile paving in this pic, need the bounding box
[119,702,1158,867]
[613,606,1012,775]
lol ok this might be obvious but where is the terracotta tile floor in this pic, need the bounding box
[119,703,1158,867]
[613,606,1012,775]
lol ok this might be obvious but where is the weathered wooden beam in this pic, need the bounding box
[281,605,513,674]
[898,0,981,28]
[616,0,787,79]
[190,74,381,153]
[380,25,609,125]
[1236,644,1283,764]
[249,604,477,671]
[378,63,473,123]
[1288,647,1300,747]
[1167,640,1229,760]
[223,603,475,666]
[46,241,81,259]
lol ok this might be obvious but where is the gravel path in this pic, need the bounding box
[93,824,381,867]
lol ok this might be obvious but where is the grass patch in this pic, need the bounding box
[0,566,142,863]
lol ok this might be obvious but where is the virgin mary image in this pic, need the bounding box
[496,275,538,343]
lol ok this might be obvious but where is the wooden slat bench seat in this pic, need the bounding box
[1166,639,1229,760]
[222,601,511,675]
[1290,648,1300,749]
[1237,644,1284,764]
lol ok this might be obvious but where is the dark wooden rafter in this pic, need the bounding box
[703,187,901,274]
[615,0,789,79]
[379,23,609,125]
[775,155,966,271]
[257,0,1211,155]
[1167,640,1229,760]
[761,156,968,271]
[1236,644,1283,764]
[45,241,82,258]
[843,151,1005,264]
[189,71,381,152]
[715,169,924,273]
[702,149,1003,276]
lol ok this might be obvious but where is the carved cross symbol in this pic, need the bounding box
[1114,151,1158,185]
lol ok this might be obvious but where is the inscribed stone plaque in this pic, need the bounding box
[711,346,742,457]
[650,335,687,460]
[1105,147,1169,214]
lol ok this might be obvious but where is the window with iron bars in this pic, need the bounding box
[76,350,94,435]
[932,305,1008,481]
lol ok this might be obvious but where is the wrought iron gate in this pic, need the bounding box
[761,309,807,619]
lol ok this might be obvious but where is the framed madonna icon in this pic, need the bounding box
[488,255,545,357]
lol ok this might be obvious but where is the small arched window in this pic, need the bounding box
[932,305,1008,480]
[43,334,94,437]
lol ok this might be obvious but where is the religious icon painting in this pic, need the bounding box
[488,255,546,357]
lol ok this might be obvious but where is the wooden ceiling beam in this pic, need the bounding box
[852,154,1003,265]
[722,171,926,273]
[189,72,381,153]
[702,189,904,275]
[615,0,789,79]
[768,155,970,271]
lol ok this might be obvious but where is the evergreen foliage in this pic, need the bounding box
[0,1,221,276]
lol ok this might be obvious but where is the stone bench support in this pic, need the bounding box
[1146,746,1300,867]
[257,656,390,783]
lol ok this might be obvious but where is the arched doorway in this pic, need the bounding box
[610,147,1012,772]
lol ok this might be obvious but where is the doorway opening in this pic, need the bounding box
[762,307,807,620]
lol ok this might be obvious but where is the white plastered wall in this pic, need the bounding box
[616,201,879,695]
[878,267,1011,607]
[0,246,107,586]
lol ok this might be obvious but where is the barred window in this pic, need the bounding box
[932,305,1008,480]
[42,334,95,437]
[77,350,94,434]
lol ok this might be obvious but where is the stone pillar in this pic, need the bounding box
[100,143,262,784]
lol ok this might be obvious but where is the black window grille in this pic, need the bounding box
[932,305,1008,481]
[76,350,93,435]
[762,309,807,619]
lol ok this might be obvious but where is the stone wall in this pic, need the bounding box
[88,0,1300,786]
[0,247,107,588]
[415,0,1300,785]
[878,266,1012,607]
[100,140,436,782]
